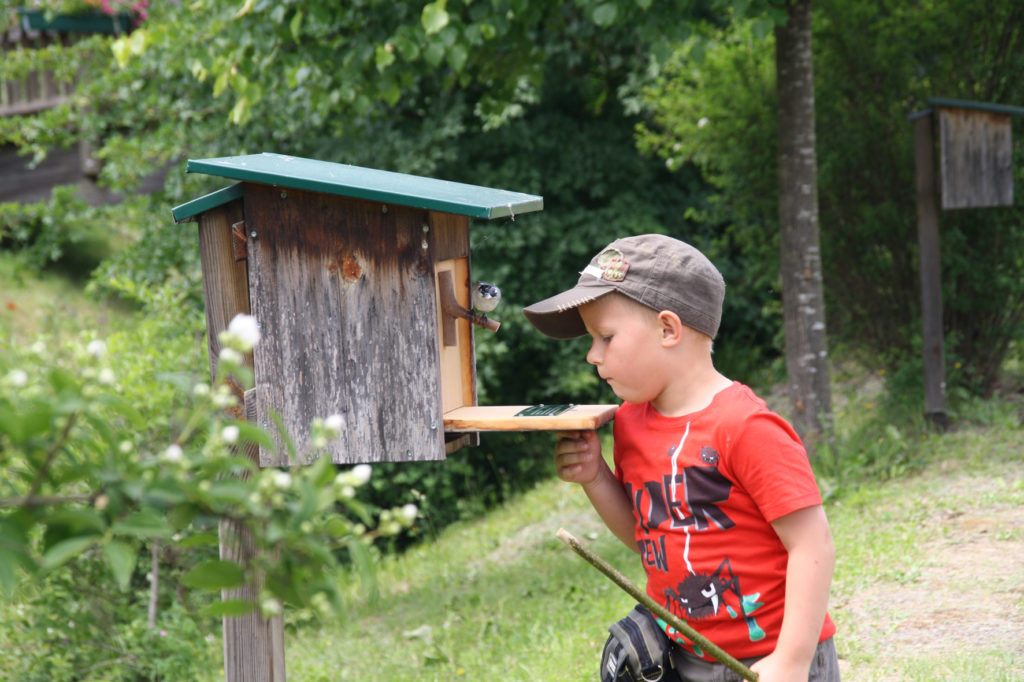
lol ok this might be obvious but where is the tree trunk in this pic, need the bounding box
[775,0,832,455]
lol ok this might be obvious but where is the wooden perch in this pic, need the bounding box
[555,528,758,681]
[437,269,499,347]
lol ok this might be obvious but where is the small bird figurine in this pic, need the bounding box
[471,281,502,313]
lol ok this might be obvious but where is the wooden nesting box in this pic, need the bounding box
[931,98,1022,210]
[172,153,615,467]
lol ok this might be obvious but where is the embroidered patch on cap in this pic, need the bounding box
[595,248,629,282]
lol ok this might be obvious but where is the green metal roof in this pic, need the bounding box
[184,153,543,220]
[909,97,1024,120]
[928,98,1024,117]
[171,183,244,223]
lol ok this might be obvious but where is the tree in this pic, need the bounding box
[774,0,831,449]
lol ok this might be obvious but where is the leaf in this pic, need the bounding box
[346,537,378,604]
[112,510,172,539]
[182,559,246,591]
[41,535,96,570]
[235,421,276,451]
[447,43,468,72]
[593,3,619,27]
[423,42,445,67]
[111,37,132,69]
[230,96,250,126]
[289,10,303,42]
[0,556,15,594]
[45,508,106,534]
[375,44,396,72]
[234,0,256,19]
[176,531,220,548]
[0,403,53,442]
[421,2,450,35]
[102,540,136,591]
[201,598,255,617]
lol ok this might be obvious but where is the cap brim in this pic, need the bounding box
[522,285,614,339]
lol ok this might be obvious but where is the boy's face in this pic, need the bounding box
[578,293,668,406]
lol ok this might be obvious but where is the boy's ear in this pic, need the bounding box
[657,311,684,347]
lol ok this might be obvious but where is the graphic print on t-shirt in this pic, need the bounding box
[628,437,767,647]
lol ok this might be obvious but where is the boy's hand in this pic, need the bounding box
[553,430,603,486]
[749,651,810,682]
[553,430,638,552]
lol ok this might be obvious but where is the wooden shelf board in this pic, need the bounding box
[443,404,618,432]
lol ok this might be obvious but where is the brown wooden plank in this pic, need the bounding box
[428,211,471,261]
[245,185,445,465]
[435,259,475,415]
[443,404,618,432]
[914,114,949,427]
[196,200,252,418]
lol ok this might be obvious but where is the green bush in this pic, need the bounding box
[0,285,419,679]
[0,188,117,278]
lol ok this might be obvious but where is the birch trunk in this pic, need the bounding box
[775,0,832,455]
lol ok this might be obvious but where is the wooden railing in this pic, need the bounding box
[1,22,76,117]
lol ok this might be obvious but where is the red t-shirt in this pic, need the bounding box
[612,382,836,660]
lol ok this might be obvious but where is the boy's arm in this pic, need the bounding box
[750,504,835,682]
[554,430,638,552]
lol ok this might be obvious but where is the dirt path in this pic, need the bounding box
[836,457,1024,679]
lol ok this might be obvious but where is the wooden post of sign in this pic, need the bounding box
[196,200,286,681]
[912,113,949,430]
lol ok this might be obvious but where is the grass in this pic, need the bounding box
[0,252,129,343]
[285,406,1024,681]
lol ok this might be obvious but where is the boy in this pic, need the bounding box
[523,234,839,682]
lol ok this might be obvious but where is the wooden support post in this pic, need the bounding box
[197,202,287,681]
[913,113,949,429]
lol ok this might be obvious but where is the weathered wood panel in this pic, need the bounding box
[245,184,445,465]
[939,107,1014,209]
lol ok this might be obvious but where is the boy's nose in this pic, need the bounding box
[586,340,601,365]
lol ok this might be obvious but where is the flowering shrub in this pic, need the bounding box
[0,309,416,678]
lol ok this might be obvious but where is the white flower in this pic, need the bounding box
[400,504,418,523]
[351,464,372,485]
[324,413,344,434]
[219,313,261,352]
[119,440,133,454]
[260,598,282,618]
[163,444,184,462]
[5,369,28,387]
[86,340,107,357]
[218,347,243,366]
[221,425,240,444]
[192,383,211,397]
[98,368,116,385]
[698,116,709,128]
[273,471,292,489]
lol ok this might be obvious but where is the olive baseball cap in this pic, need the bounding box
[522,234,725,339]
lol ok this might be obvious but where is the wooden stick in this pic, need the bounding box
[556,528,758,681]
